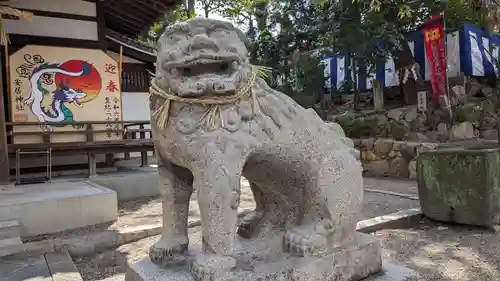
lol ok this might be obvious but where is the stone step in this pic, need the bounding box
[45,251,84,281]
[0,220,22,248]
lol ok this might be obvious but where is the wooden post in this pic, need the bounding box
[0,48,11,186]
[373,80,384,111]
[139,124,148,167]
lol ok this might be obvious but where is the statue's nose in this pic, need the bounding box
[190,34,219,52]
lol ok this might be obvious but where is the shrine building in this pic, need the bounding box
[0,0,180,187]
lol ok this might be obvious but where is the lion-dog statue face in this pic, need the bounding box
[156,18,253,98]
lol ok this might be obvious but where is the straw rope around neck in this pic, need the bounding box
[149,68,260,130]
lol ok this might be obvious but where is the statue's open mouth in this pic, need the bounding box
[165,53,240,78]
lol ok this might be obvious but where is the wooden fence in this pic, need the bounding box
[6,120,154,176]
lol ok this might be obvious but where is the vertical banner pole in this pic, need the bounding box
[119,46,124,135]
[441,11,453,124]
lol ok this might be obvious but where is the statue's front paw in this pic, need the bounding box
[149,240,188,267]
[237,210,264,238]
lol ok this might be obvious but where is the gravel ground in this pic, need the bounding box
[75,219,500,281]
[375,219,500,281]
[26,177,418,242]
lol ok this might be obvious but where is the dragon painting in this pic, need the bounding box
[25,62,92,131]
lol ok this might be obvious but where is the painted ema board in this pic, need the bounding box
[9,45,123,144]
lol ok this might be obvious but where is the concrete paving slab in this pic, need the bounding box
[0,254,51,281]
[0,180,118,237]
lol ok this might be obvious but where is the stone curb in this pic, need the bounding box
[356,208,423,233]
[45,251,84,281]
[0,209,253,259]
[0,208,423,259]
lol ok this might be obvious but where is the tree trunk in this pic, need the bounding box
[186,0,195,15]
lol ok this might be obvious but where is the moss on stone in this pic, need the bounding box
[418,152,484,207]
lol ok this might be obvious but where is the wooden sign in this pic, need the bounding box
[9,45,123,144]
[417,91,427,112]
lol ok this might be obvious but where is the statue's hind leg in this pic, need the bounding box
[283,151,363,256]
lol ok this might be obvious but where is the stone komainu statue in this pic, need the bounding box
[146,18,378,281]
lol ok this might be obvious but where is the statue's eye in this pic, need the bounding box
[211,29,230,36]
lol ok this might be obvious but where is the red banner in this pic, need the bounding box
[421,15,447,105]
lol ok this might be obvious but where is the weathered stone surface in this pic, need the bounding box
[376,114,389,126]
[387,109,404,121]
[436,123,448,134]
[417,148,500,228]
[362,150,378,162]
[403,132,429,142]
[449,121,475,140]
[364,160,390,177]
[362,138,376,150]
[389,157,409,178]
[127,233,385,281]
[146,18,374,281]
[408,161,417,180]
[403,107,418,123]
[374,139,394,156]
[482,129,499,141]
[480,116,497,131]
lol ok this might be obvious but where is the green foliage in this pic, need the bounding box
[139,0,494,107]
[336,115,378,138]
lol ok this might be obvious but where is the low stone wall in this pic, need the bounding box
[354,138,439,180]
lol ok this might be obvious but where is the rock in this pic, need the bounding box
[451,85,467,103]
[468,78,482,97]
[416,143,438,156]
[480,116,497,131]
[361,150,378,162]
[450,121,475,140]
[386,120,410,140]
[375,114,388,126]
[482,99,496,116]
[399,144,417,162]
[364,160,390,177]
[403,132,430,142]
[404,107,419,123]
[424,131,439,142]
[437,123,448,133]
[373,139,394,156]
[481,129,499,141]
[388,150,400,159]
[408,161,417,180]
[409,117,427,132]
[387,109,404,121]
[361,138,375,150]
[389,157,409,178]
[483,87,494,96]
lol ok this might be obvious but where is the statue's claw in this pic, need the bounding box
[148,240,189,267]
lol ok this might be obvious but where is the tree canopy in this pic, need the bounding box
[140,0,495,107]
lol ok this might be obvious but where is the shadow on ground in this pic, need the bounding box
[375,218,500,281]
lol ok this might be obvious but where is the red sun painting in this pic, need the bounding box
[54,60,102,103]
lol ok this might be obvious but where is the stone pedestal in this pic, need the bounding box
[125,233,418,281]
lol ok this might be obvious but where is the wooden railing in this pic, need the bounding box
[5,120,154,175]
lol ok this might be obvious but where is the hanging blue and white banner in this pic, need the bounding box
[323,23,500,91]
